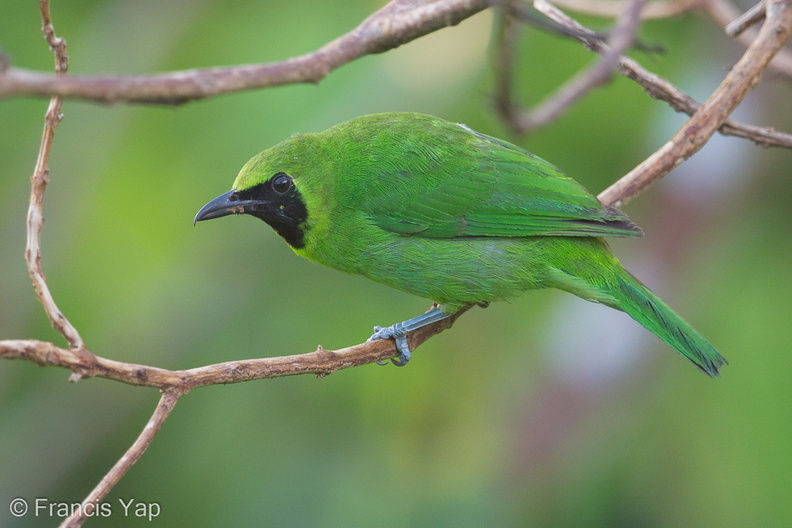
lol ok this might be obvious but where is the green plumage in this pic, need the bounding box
[197,112,726,376]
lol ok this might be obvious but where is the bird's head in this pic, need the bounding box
[194,134,313,249]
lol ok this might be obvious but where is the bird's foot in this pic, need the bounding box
[367,307,452,366]
[368,324,412,366]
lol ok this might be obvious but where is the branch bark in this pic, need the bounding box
[4,1,792,525]
[598,0,792,205]
[497,0,647,133]
[0,0,490,105]
[494,0,792,149]
[550,0,699,17]
[705,0,792,76]
[26,0,86,354]
[60,391,180,528]
[0,307,468,391]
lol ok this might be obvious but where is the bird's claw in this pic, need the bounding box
[368,325,412,366]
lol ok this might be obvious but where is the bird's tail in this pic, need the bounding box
[605,270,727,376]
[546,244,727,376]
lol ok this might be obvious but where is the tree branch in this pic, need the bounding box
[497,0,646,133]
[549,0,700,18]
[0,0,490,105]
[704,0,792,77]
[725,0,768,35]
[5,1,791,524]
[494,0,792,148]
[60,391,180,528]
[0,307,469,389]
[26,0,86,355]
[598,0,792,205]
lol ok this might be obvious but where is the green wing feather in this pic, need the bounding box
[356,115,641,239]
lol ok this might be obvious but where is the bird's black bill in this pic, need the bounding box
[195,181,307,248]
[194,190,247,225]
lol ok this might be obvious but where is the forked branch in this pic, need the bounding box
[496,0,647,133]
[495,0,792,150]
[26,0,86,354]
[597,0,792,205]
[0,307,469,391]
[3,1,792,527]
[60,391,180,528]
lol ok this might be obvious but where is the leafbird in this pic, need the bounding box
[195,112,726,375]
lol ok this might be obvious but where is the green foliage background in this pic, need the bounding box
[2,0,791,526]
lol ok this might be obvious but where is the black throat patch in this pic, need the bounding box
[234,179,308,249]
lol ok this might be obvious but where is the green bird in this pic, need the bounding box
[195,112,726,376]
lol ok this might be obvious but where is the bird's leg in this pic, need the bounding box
[368,307,451,366]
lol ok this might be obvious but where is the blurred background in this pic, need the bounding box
[2,0,791,526]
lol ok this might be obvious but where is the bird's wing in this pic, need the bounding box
[365,129,642,239]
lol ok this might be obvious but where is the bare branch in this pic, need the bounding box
[531,1,792,147]
[550,0,700,18]
[59,391,180,528]
[725,0,767,35]
[704,0,792,76]
[0,306,469,390]
[6,2,490,514]
[617,56,792,148]
[0,0,490,105]
[25,0,86,353]
[598,0,792,206]
[493,1,522,124]
[498,0,646,133]
[10,0,789,521]
[495,0,792,146]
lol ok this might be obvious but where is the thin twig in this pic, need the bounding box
[10,0,788,522]
[704,0,792,76]
[493,1,522,125]
[598,0,792,206]
[59,391,180,528]
[550,0,701,18]
[4,2,477,515]
[0,0,491,105]
[617,56,792,148]
[508,2,666,53]
[0,306,469,390]
[725,0,767,35]
[500,0,646,133]
[26,0,86,353]
[532,0,792,150]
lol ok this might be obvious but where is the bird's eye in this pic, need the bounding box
[271,173,292,194]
